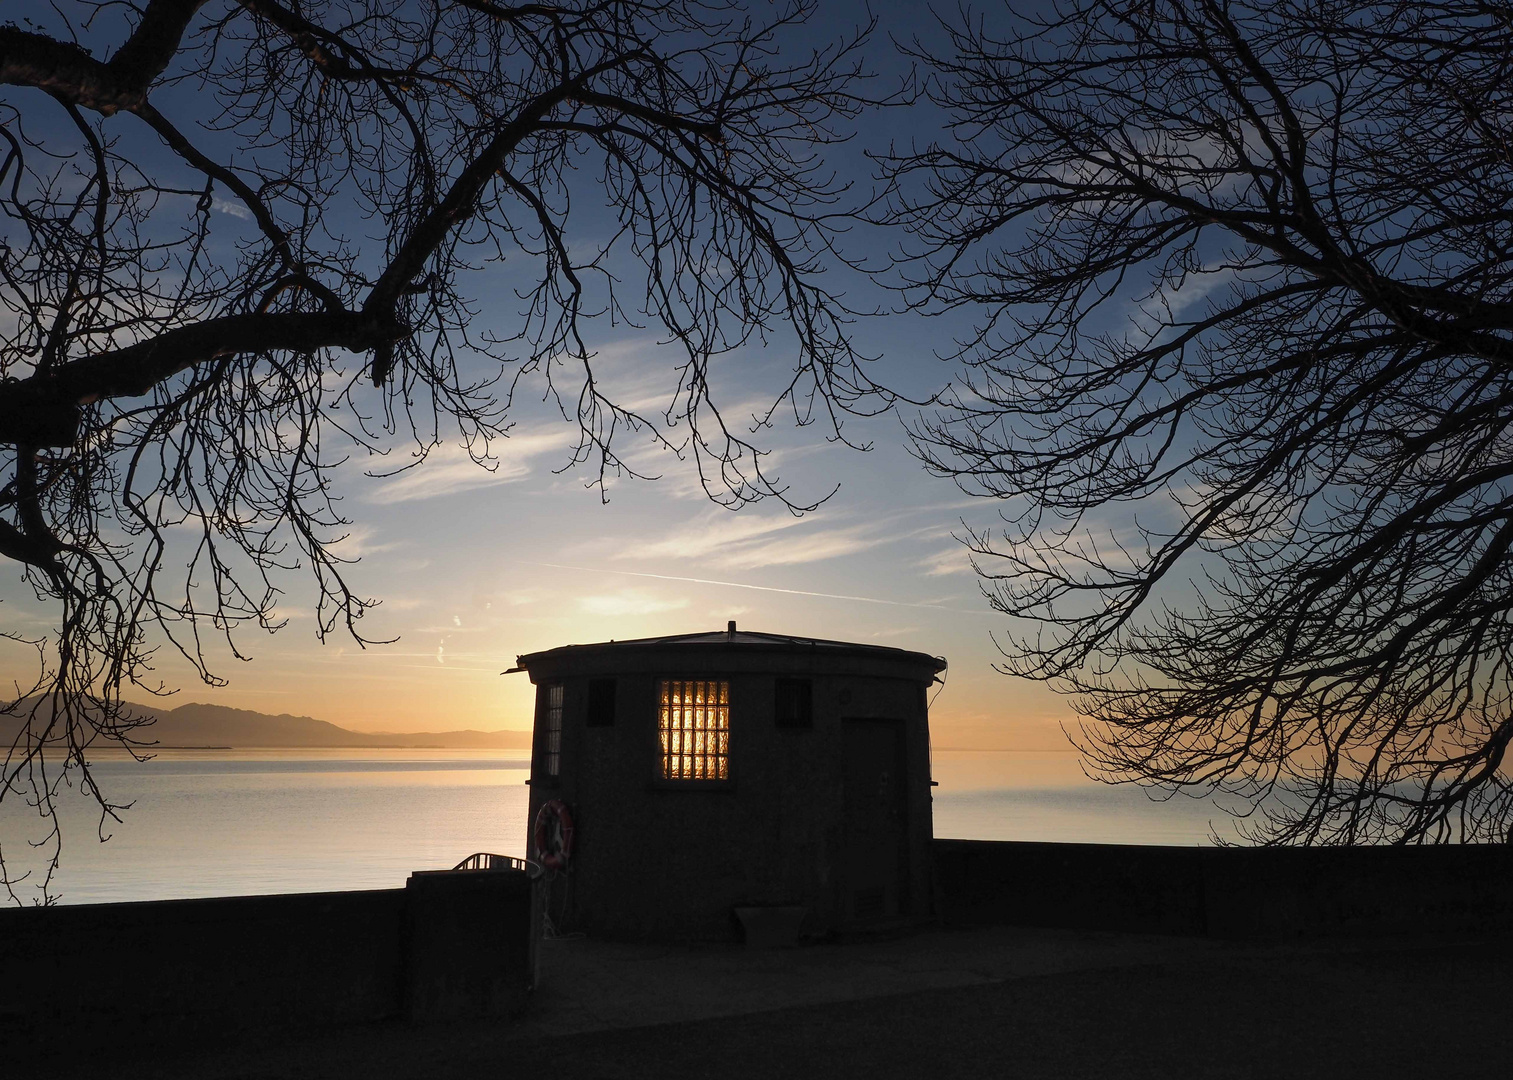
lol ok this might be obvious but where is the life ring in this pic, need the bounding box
[533,799,575,871]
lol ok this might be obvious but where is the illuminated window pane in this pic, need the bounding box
[543,683,564,776]
[658,679,729,780]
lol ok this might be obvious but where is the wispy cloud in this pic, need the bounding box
[363,428,577,504]
[867,626,922,639]
[578,589,691,616]
[327,525,404,558]
[373,595,427,611]
[920,545,974,577]
[1149,262,1238,322]
[530,562,996,616]
[212,198,253,221]
[618,512,804,560]
[720,527,883,569]
[615,511,884,570]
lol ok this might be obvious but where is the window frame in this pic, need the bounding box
[774,677,814,729]
[540,681,564,778]
[654,677,732,784]
[586,677,617,727]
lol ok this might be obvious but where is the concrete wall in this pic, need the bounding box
[405,869,536,1020]
[526,648,937,940]
[0,868,534,1048]
[932,838,1513,938]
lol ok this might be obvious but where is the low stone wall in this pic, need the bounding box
[0,868,534,1048]
[932,839,1513,937]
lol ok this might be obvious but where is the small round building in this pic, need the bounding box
[513,624,946,941]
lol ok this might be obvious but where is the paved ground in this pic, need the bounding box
[508,923,1229,1038]
[60,925,1513,1078]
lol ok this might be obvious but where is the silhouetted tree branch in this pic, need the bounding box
[886,0,1513,844]
[0,0,895,900]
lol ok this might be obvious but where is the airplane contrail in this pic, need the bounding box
[525,562,993,616]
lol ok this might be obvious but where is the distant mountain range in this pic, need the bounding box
[1,700,532,750]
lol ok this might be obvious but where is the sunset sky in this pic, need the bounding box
[1,325,1081,751]
[0,2,1083,753]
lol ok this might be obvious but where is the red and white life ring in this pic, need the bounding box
[533,799,575,871]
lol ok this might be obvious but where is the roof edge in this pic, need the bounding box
[514,627,946,674]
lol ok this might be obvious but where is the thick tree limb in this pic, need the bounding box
[0,310,400,446]
[0,30,135,114]
[890,0,1513,845]
[0,0,885,901]
[0,0,209,114]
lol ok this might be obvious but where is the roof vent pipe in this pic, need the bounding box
[728,620,737,637]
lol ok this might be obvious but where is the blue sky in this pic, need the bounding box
[0,2,1084,752]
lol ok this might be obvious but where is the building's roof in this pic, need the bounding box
[513,624,946,674]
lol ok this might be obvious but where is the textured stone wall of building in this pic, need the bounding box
[525,648,937,941]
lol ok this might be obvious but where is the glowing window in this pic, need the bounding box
[658,679,729,780]
[542,683,564,776]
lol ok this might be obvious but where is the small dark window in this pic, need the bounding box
[587,678,617,727]
[774,678,813,728]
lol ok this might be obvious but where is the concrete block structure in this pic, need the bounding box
[0,869,536,1048]
[513,625,946,941]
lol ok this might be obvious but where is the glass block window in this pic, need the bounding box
[542,683,564,776]
[658,679,729,780]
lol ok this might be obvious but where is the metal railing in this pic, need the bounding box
[452,852,531,873]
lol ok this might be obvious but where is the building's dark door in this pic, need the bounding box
[842,718,908,923]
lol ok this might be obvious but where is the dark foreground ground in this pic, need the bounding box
[35,926,1513,1079]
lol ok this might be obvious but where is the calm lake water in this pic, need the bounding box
[8,749,1244,906]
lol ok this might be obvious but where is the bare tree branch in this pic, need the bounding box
[0,0,897,900]
[884,0,1513,845]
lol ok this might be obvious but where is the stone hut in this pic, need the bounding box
[512,624,946,941]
